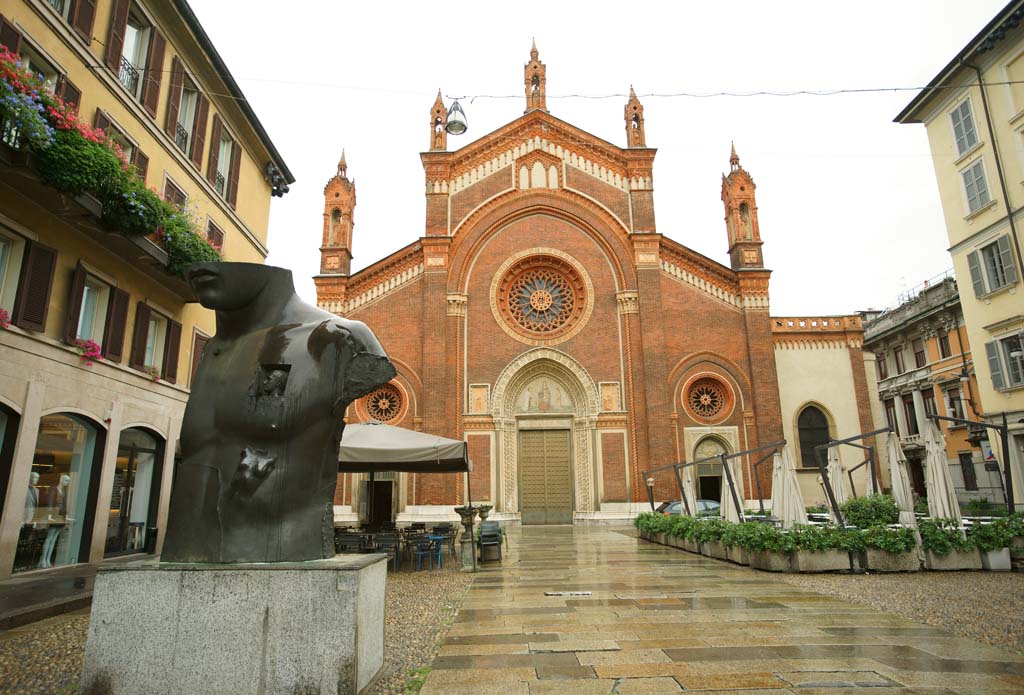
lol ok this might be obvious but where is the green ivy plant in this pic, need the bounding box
[918,518,973,555]
[736,523,795,553]
[840,494,899,529]
[788,524,865,553]
[861,526,917,554]
[967,519,1012,552]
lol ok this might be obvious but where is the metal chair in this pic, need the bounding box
[374,533,401,571]
[411,536,438,570]
[335,532,365,553]
[432,523,458,558]
[478,521,502,562]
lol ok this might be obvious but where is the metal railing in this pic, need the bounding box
[118,56,139,94]
[48,0,66,13]
[174,122,189,152]
[215,172,226,196]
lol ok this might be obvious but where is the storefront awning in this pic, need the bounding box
[338,421,471,473]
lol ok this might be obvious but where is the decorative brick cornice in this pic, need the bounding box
[772,314,866,350]
[341,243,425,314]
[658,239,743,308]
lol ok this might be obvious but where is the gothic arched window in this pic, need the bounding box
[797,406,830,468]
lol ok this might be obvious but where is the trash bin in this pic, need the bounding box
[144,527,159,554]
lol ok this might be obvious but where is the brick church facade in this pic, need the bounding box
[316,45,880,525]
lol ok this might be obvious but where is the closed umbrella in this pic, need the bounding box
[826,447,850,523]
[886,433,918,529]
[770,447,808,529]
[924,421,961,523]
[719,457,745,524]
[681,467,698,517]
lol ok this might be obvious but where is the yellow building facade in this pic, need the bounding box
[0,0,292,578]
[897,1,1024,510]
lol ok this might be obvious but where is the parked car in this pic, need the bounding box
[655,499,721,516]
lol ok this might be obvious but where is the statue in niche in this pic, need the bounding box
[739,203,753,239]
[161,262,396,563]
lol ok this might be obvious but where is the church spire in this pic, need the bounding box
[721,143,763,271]
[429,90,447,151]
[321,151,356,276]
[337,149,347,177]
[624,86,646,147]
[729,141,740,171]
[524,39,547,113]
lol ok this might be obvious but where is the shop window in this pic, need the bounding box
[797,405,830,468]
[129,303,182,383]
[13,414,105,573]
[986,333,1024,390]
[104,427,163,557]
[967,236,1018,296]
[0,403,21,532]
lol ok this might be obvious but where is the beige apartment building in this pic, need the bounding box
[0,0,292,579]
[897,1,1024,511]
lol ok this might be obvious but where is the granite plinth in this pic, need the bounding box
[79,554,387,695]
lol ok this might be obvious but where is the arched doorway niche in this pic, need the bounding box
[491,348,599,519]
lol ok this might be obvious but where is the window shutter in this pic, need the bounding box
[227,141,242,208]
[0,15,22,54]
[129,302,151,371]
[93,108,111,134]
[985,341,1005,390]
[56,77,82,113]
[996,235,1018,286]
[206,114,222,185]
[140,29,165,118]
[162,319,182,384]
[70,0,96,44]
[104,0,130,72]
[63,262,88,344]
[967,250,986,297]
[132,148,148,182]
[190,333,209,386]
[101,287,129,363]
[12,240,57,333]
[164,56,184,138]
[190,94,209,167]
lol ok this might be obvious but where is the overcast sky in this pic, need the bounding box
[191,0,1006,316]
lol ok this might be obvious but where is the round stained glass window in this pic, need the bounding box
[497,256,587,338]
[365,384,403,422]
[685,377,732,422]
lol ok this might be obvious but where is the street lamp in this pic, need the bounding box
[645,475,656,511]
[445,100,468,135]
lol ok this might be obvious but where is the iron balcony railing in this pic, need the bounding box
[48,0,66,13]
[174,122,189,152]
[1,118,24,149]
[215,172,226,196]
[118,56,139,94]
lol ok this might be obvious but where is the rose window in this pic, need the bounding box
[686,378,731,422]
[365,384,402,422]
[497,256,586,338]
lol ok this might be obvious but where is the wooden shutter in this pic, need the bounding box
[227,141,242,208]
[105,0,130,72]
[63,262,88,344]
[140,29,165,117]
[165,56,184,138]
[190,94,209,167]
[0,15,22,54]
[93,109,111,133]
[132,148,148,182]
[101,287,129,363]
[206,114,222,185]
[190,333,209,386]
[996,235,1018,286]
[129,302,151,370]
[56,77,81,113]
[162,319,182,384]
[967,250,985,297]
[12,240,57,333]
[70,0,96,44]
[985,341,1005,390]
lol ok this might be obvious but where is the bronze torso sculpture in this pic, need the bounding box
[161,262,395,563]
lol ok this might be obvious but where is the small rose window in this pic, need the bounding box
[365,383,402,422]
[685,377,731,422]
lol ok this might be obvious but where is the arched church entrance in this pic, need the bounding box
[492,349,600,525]
[694,435,731,505]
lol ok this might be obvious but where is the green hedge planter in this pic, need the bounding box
[748,550,792,572]
[791,549,851,572]
[980,548,1011,571]
[703,541,728,560]
[726,545,748,565]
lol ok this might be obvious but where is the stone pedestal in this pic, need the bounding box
[79,554,387,695]
[460,538,475,572]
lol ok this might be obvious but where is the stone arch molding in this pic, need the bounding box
[491,348,600,517]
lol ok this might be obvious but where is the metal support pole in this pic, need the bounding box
[465,470,476,573]
[671,465,692,516]
[1002,412,1014,514]
[720,454,745,523]
[750,450,777,516]
[868,446,878,494]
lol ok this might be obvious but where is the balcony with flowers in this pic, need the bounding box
[0,46,220,299]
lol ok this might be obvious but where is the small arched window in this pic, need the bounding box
[797,406,830,468]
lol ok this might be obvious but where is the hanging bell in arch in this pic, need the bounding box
[445,100,468,135]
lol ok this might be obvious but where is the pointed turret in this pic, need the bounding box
[721,143,763,270]
[337,149,347,177]
[625,86,646,147]
[430,90,447,151]
[524,39,547,113]
[320,150,357,276]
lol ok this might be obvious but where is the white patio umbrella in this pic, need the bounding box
[924,421,962,523]
[770,447,808,529]
[681,467,699,517]
[719,457,745,524]
[826,447,851,523]
[885,433,918,529]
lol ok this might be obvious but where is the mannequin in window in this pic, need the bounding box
[24,471,39,526]
[38,474,70,568]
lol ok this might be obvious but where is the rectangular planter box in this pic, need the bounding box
[924,548,982,571]
[980,547,1011,571]
[726,546,748,565]
[859,548,919,572]
[792,549,851,573]
[682,538,699,553]
[666,535,681,548]
[655,533,666,545]
[748,550,792,572]
[705,541,728,560]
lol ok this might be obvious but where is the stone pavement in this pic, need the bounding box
[422,525,1024,694]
